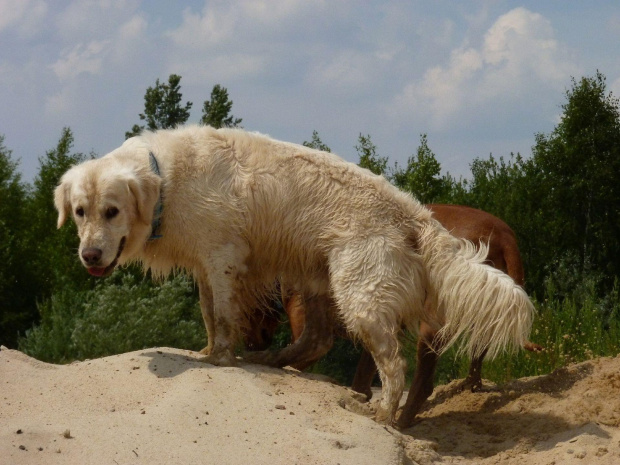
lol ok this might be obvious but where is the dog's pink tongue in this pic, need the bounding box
[87,267,106,277]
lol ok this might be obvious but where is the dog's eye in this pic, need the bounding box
[105,207,119,219]
[75,207,84,217]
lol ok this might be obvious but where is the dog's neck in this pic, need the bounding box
[148,151,164,241]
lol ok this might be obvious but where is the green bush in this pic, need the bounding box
[19,272,205,363]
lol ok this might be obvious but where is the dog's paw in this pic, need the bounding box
[374,405,395,426]
[198,350,238,367]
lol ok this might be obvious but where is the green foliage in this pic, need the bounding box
[125,74,193,138]
[392,134,448,203]
[0,137,33,347]
[307,339,364,385]
[19,273,204,363]
[0,128,91,348]
[200,84,242,129]
[303,130,331,152]
[356,133,388,176]
[458,153,548,294]
[26,128,92,297]
[532,71,620,288]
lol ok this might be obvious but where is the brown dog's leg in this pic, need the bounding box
[351,350,376,400]
[459,341,542,393]
[285,292,306,342]
[396,321,440,429]
[459,350,486,392]
[244,293,334,368]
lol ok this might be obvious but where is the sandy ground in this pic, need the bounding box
[2,346,620,465]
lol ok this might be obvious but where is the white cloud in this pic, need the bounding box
[55,0,141,40]
[166,4,236,48]
[0,0,47,36]
[392,7,580,129]
[51,40,110,81]
[164,0,332,81]
[166,1,314,49]
[308,50,383,91]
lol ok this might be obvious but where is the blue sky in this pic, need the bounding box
[1,0,619,182]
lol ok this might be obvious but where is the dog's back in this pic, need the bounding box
[141,126,430,297]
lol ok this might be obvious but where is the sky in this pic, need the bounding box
[1,0,619,183]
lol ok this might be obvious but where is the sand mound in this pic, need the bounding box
[2,346,620,464]
[401,355,620,464]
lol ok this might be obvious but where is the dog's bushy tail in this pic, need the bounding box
[418,220,534,359]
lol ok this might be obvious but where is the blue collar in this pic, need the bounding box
[149,152,163,240]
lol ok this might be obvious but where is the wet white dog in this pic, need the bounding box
[55,125,533,424]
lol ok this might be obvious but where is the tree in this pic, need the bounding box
[303,130,331,152]
[356,133,388,176]
[463,153,548,293]
[26,128,91,297]
[0,136,32,347]
[200,84,242,129]
[125,74,193,138]
[392,134,446,203]
[532,71,620,286]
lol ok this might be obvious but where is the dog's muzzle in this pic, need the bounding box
[85,237,126,277]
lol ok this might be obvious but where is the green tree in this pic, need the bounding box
[462,153,548,293]
[303,130,331,152]
[125,74,193,138]
[356,133,388,176]
[532,71,620,287]
[0,136,33,347]
[200,84,242,129]
[26,128,91,298]
[392,134,446,203]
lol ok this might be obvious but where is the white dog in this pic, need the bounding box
[54,125,533,424]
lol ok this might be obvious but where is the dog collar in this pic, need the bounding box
[149,151,163,240]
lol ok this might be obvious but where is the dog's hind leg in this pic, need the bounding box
[243,293,334,368]
[459,350,486,393]
[348,316,406,425]
[396,321,440,428]
[198,278,215,355]
[328,241,411,425]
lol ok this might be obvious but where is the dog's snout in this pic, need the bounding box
[81,247,103,265]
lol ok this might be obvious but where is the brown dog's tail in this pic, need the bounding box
[418,221,534,359]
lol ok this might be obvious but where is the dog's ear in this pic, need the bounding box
[127,171,161,225]
[54,176,72,228]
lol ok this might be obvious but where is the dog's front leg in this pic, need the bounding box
[197,278,215,355]
[197,245,248,367]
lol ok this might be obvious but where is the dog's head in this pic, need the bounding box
[54,156,160,277]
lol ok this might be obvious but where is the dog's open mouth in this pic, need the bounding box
[87,237,126,278]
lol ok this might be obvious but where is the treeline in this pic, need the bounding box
[1,72,619,385]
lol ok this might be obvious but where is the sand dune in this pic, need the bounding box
[2,346,620,464]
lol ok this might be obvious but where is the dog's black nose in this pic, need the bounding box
[81,247,103,265]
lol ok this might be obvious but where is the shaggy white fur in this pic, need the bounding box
[54,125,534,424]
